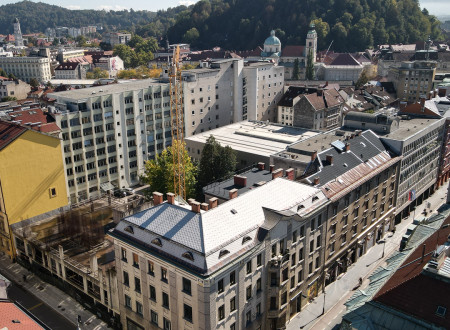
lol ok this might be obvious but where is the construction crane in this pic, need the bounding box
[169,46,186,201]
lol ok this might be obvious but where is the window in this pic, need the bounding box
[293,230,298,243]
[218,279,224,293]
[49,187,57,198]
[436,306,447,317]
[317,235,321,248]
[299,248,304,261]
[300,226,305,237]
[318,214,322,227]
[218,305,225,321]
[182,277,191,295]
[149,285,156,301]
[163,318,171,330]
[291,253,296,266]
[230,271,236,285]
[309,262,313,274]
[121,248,127,262]
[257,254,262,267]
[136,301,143,316]
[161,267,167,282]
[270,297,277,310]
[316,256,320,269]
[256,278,262,292]
[246,260,252,274]
[125,294,131,309]
[148,260,154,275]
[123,271,129,287]
[184,304,193,322]
[246,311,251,324]
[132,253,139,268]
[311,219,315,231]
[310,240,314,253]
[151,310,158,325]
[230,323,236,330]
[162,292,170,309]
[330,241,335,253]
[230,296,236,311]
[298,269,303,283]
[246,285,252,300]
[134,277,141,293]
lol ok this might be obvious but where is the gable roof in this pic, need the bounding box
[281,45,305,57]
[330,53,361,66]
[0,120,27,151]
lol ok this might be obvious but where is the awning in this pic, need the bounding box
[100,182,115,192]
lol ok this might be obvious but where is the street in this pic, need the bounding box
[6,282,76,330]
[287,182,448,330]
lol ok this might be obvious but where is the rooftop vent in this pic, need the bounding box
[230,209,237,214]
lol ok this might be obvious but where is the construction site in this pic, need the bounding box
[10,194,151,328]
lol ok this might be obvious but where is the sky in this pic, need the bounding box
[2,0,449,16]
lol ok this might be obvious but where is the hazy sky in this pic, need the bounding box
[2,0,449,16]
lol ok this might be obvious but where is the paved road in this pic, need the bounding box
[6,282,76,330]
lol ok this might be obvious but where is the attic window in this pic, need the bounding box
[219,250,230,258]
[436,306,447,317]
[182,251,194,261]
[312,196,319,202]
[230,209,237,214]
[297,205,305,212]
[124,226,134,234]
[242,236,252,244]
[151,238,162,247]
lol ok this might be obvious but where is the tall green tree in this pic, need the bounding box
[141,141,198,199]
[293,58,300,80]
[198,136,236,188]
[29,78,39,88]
[306,49,314,81]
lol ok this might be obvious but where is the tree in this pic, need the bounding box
[86,67,109,79]
[183,27,200,44]
[1,96,17,102]
[306,49,314,81]
[141,141,198,199]
[198,136,236,188]
[0,68,7,77]
[293,58,300,80]
[355,67,371,89]
[29,78,39,88]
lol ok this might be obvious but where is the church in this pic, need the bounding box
[261,23,317,80]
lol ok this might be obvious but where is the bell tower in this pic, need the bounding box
[305,23,317,63]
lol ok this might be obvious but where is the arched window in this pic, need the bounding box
[219,250,230,258]
[242,236,252,244]
[182,251,194,261]
[124,226,134,234]
[151,238,162,247]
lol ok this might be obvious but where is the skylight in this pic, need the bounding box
[436,306,447,317]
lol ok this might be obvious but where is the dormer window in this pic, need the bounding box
[219,250,230,258]
[124,226,134,234]
[312,196,319,202]
[151,238,162,247]
[182,251,194,261]
[297,205,305,212]
[242,236,252,244]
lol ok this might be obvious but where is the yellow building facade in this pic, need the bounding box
[0,121,68,259]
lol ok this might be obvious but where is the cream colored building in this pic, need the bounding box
[0,56,52,83]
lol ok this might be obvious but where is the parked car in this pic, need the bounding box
[113,189,126,198]
[122,187,135,195]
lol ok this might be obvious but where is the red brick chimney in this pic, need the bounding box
[153,192,163,206]
[313,177,320,185]
[269,164,275,173]
[209,197,218,209]
[234,175,247,187]
[191,201,201,213]
[326,155,333,165]
[187,198,195,205]
[167,192,175,204]
[229,188,238,199]
[420,96,426,107]
[345,143,350,152]
[201,203,209,211]
[272,168,284,180]
[438,88,447,97]
[286,168,294,180]
[258,162,265,171]
[311,151,317,161]
[355,130,362,136]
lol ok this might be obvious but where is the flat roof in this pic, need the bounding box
[185,121,320,157]
[381,117,443,141]
[48,79,168,100]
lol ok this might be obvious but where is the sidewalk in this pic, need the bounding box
[287,183,447,330]
[0,254,109,330]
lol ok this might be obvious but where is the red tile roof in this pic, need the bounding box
[37,122,60,133]
[0,301,44,329]
[9,108,47,125]
[330,53,361,66]
[281,45,305,57]
[373,217,450,329]
[0,120,27,151]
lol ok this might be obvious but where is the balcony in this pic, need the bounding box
[270,249,290,268]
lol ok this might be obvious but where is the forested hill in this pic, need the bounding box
[167,0,443,52]
[0,1,185,37]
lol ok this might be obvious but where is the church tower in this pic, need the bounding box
[13,18,24,47]
[305,23,317,64]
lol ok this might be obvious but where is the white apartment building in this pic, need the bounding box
[109,177,329,330]
[49,80,173,202]
[57,48,86,63]
[0,56,52,83]
[182,59,284,136]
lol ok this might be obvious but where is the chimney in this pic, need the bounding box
[209,197,218,209]
[311,150,317,161]
[269,164,275,173]
[167,192,175,205]
[399,101,407,111]
[350,133,355,139]
[317,88,323,96]
[326,154,333,165]
[313,177,320,185]
[153,192,163,206]
[188,198,195,205]
[229,188,238,199]
[428,91,433,100]
[285,168,294,180]
[258,162,265,171]
[234,175,247,187]
[272,168,284,180]
[191,201,201,213]
[421,244,426,263]
[345,143,350,151]
[325,81,328,87]
[420,96,426,107]
[201,203,209,211]
[355,130,362,136]
[438,88,446,97]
